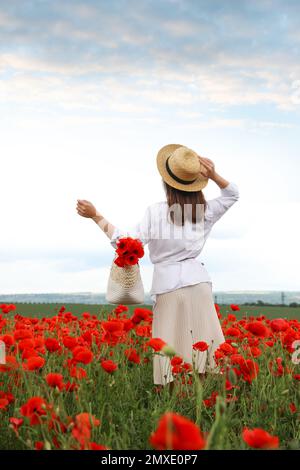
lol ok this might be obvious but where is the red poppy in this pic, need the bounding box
[124,253,139,266]
[227,314,237,321]
[0,334,15,348]
[70,366,87,380]
[114,237,144,267]
[147,338,167,352]
[124,348,141,364]
[225,327,241,337]
[35,441,44,450]
[193,341,209,352]
[242,427,279,449]
[20,397,48,425]
[0,398,9,409]
[102,321,124,334]
[63,336,78,350]
[132,308,152,324]
[45,338,61,352]
[89,442,108,450]
[101,359,118,373]
[270,318,289,332]
[72,347,93,365]
[114,256,126,267]
[149,412,206,450]
[230,304,240,311]
[23,356,45,371]
[72,412,101,448]
[0,391,14,405]
[14,329,33,341]
[289,402,297,413]
[203,391,218,408]
[9,417,23,435]
[171,356,183,366]
[246,321,269,338]
[116,238,132,255]
[46,373,65,391]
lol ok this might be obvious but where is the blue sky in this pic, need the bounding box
[0,0,300,293]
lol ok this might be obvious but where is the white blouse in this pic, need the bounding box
[110,182,239,304]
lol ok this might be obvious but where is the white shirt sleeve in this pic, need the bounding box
[110,206,152,249]
[205,182,239,225]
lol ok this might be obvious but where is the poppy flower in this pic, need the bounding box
[35,441,44,450]
[0,334,15,348]
[147,338,167,352]
[124,348,141,364]
[246,321,269,338]
[72,412,101,448]
[45,338,61,352]
[125,253,139,265]
[193,341,209,352]
[114,256,126,268]
[230,304,240,311]
[116,238,132,255]
[0,398,9,409]
[149,412,206,450]
[14,329,33,341]
[270,318,289,332]
[289,402,297,414]
[171,356,183,366]
[227,314,237,321]
[89,442,108,450]
[63,336,78,350]
[23,356,45,371]
[132,308,152,324]
[203,391,218,408]
[9,417,23,434]
[0,390,13,403]
[20,397,48,425]
[102,320,124,334]
[114,237,144,267]
[101,359,118,373]
[70,366,87,380]
[242,427,279,449]
[46,373,65,391]
[72,347,93,365]
[225,327,241,337]
[114,304,128,314]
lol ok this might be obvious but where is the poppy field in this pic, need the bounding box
[0,302,299,451]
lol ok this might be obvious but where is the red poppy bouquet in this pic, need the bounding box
[114,237,144,267]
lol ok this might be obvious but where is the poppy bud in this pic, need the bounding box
[162,344,176,358]
[228,368,237,385]
[44,440,51,450]
[288,439,300,450]
[216,396,226,414]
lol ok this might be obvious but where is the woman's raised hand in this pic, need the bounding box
[198,156,216,180]
[76,199,97,218]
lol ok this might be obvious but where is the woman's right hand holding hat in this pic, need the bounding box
[198,156,216,180]
[198,155,231,189]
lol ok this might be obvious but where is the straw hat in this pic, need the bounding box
[156,144,208,192]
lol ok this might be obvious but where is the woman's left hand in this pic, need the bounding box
[76,199,97,218]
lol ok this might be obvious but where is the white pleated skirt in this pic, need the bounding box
[151,282,225,385]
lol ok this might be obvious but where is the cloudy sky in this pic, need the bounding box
[1,0,300,294]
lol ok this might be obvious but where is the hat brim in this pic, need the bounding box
[156,143,209,192]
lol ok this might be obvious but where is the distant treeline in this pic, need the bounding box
[241,301,300,308]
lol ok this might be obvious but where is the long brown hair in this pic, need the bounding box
[163,181,207,226]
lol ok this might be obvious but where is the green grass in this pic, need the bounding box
[10,302,300,319]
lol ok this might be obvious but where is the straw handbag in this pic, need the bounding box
[106,256,145,305]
